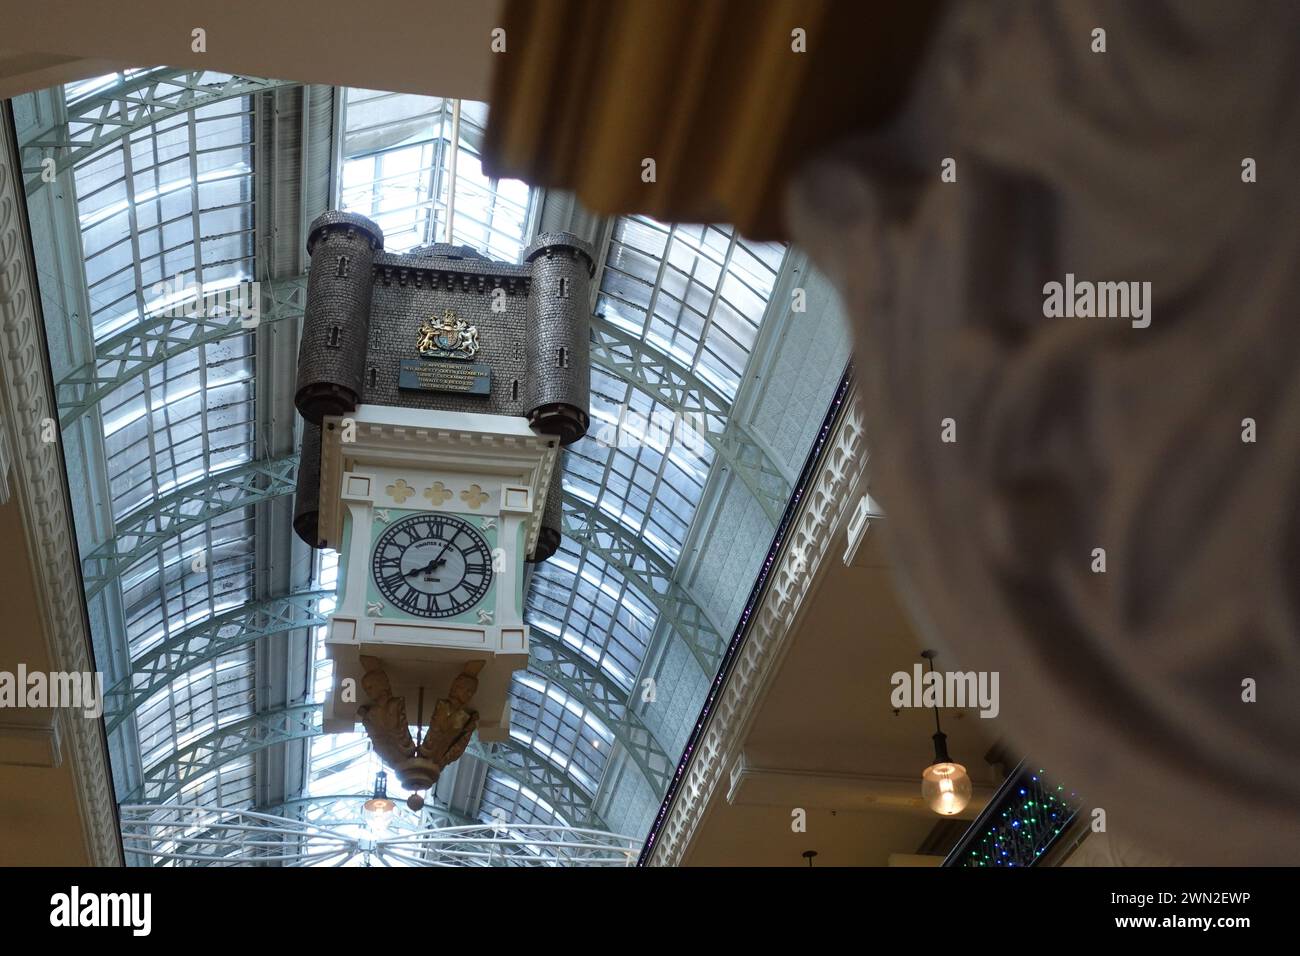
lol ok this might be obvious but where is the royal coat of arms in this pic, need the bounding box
[417,309,480,360]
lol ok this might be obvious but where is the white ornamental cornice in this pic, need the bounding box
[646,388,867,866]
[317,404,559,553]
[0,113,123,866]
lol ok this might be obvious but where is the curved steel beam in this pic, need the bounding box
[103,590,331,734]
[129,703,321,803]
[590,319,791,525]
[467,737,600,827]
[565,322,795,577]
[81,456,298,601]
[560,495,726,672]
[127,703,604,829]
[588,321,730,424]
[710,428,793,526]
[57,277,308,427]
[120,803,636,866]
[528,636,674,796]
[258,794,480,829]
[22,71,296,196]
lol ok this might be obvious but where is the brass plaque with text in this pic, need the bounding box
[397,359,492,396]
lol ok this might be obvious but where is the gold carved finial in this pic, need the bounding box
[356,658,485,792]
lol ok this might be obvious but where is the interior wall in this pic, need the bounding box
[0,1,502,101]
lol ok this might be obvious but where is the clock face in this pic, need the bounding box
[370,513,493,618]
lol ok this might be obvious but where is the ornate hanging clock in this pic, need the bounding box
[292,211,596,791]
[370,512,493,618]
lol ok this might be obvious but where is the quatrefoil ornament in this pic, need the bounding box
[386,479,415,503]
[423,481,453,505]
[459,484,489,509]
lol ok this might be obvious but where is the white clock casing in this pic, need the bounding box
[317,405,558,740]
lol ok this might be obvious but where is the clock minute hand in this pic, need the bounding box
[405,557,441,578]
[429,537,456,568]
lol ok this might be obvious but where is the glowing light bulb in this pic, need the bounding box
[922,761,972,816]
[363,796,396,834]
[363,771,396,834]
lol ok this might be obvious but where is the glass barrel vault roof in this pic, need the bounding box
[22,71,813,856]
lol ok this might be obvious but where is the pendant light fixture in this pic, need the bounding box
[919,650,973,816]
[363,771,397,834]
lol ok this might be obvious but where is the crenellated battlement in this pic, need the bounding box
[371,258,532,295]
[522,231,597,275]
[306,210,385,255]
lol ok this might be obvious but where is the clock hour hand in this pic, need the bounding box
[429,537,457,568]
[405,556,447,579]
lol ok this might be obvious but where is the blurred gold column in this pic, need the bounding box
[483,0,939,241]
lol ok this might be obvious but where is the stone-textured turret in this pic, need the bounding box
[523,232,595,445]
[530,464,564,563]
[294,421,323,548]
[296,211,384,424]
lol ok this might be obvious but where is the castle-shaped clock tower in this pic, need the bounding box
[292,211,594,793]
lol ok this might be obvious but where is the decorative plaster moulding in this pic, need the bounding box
[0,712,63,768]
[647,390,867,866]
[0,116,122,865]
[843,492,887,568]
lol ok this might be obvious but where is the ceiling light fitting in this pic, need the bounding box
[919,650,973,816]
